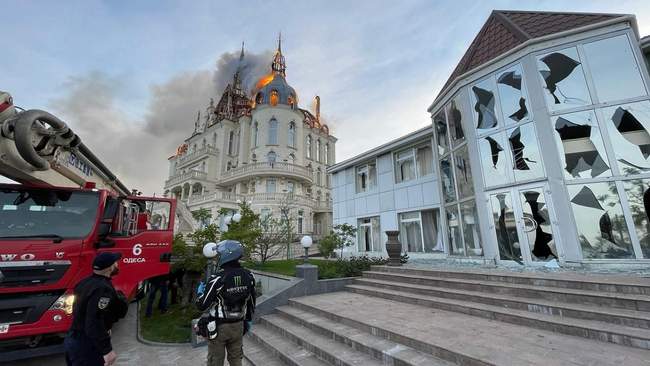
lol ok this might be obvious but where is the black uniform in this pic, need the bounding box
[64,274,128,366]
[196,261,256,338]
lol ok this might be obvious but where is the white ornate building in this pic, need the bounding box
[163,39,336,245]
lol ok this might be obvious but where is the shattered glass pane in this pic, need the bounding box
[471,78,499,132]
[439,157,457,203]
[583,35,647,103]
[553,110,611,179]
[497,64,529,124]
[520,189,557,261]
[622,179,650,258]
[508,123,544,182]
[479,132,509,187]
[603,101,650,174]
[567,183,634,259]
[460,200,483,256]
[537,47,591,111]
[434,110,449,156]
[453,146,474,199]
[446,204,464,256]
[490,192,523,262]
[446,95,465,147]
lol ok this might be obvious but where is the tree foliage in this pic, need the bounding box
[333,223,357,257]
[254,215,290,264]
[219,201,262,260]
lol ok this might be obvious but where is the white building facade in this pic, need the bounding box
[164,40,336,244]
[331,10,650,268]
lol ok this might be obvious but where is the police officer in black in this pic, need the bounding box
[196,240,256,366]
[64,252,128,366]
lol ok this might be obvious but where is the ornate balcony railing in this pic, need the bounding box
[176,146,219,167]
[218,162,313,185]
[187,191,246,205]
[185,191,332,213]
[164,170,208,188]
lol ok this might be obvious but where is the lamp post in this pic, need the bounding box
[300,235,312,264]
[222,210,242,233]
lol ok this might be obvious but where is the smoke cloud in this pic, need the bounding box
[50,50,272,195]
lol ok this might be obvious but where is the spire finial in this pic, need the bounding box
[240,41,245,61]
[271,33,286,76]
[278,32,282,53]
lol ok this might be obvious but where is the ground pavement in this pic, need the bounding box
[7,303,213,366]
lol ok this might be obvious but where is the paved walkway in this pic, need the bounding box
[9,304,209,366]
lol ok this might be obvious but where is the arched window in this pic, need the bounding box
[201,161,206,172]
[270,90,279,106]
[289,153,295,163]
[316,168,322,186]
[306,135,312,159]
[325,143,330,165]
[288,122,296,148]
[252,121,259,147]
[288,94,295,109]
[267,151,277,164]
[202,139,206,149]
[316,140,321,162]
[192,144,197,153]
[268,118,278,145]
[212,132,217,146]
[226,161,232,171]
[256,92,264,105]
[228,131,234,155]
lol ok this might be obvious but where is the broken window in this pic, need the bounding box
[490,192,523,263]
[553,110,611,179]
[434,110,450,156]
[439,157,456,203]
[537,47,591,111]
[603,101,650,174]
[446,96,465,147]
[355,162,376,193]
[416,144,434,177]
[567,183,634,259]
[446,205,464,256]
[583,34,646,104]
[395,149,416,183]
[520,189,557,261]
[471,78,499,132]
[622,179,650,258]
[497,64,529,124]
[453,145,474,199]
[508,123,544,182]
[460,200,482,256]
[479,132,509,187]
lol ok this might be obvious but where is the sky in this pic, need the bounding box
[2,0,650,195]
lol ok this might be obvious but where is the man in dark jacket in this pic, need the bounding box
[64,252,128,366]
[196,240,256,366]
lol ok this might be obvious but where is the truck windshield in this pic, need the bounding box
[0,188,100,240]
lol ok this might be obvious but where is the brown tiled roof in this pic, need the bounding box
[438,10,626,99]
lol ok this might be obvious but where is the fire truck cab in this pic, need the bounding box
[0,91,176,361]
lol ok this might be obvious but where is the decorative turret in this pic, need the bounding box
[271,33,286,77]
[232,42,245,96]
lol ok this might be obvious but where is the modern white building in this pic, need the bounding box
[163,39,336,245]
[332,10,650,268]
[329,126,444,259]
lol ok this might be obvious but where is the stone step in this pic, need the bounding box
[260,313,385,366]
[363,271,650,311]
[370,266,650,295]
[275,305,455,366]
[347,284,650,350]
[289,292,650,366]
[243,336,288,366]
[247,325,329,366]
[355,278,650,329]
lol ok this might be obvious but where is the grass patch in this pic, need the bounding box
[138,296,200,343]
[244,257,388,279]
[243,259,332,277]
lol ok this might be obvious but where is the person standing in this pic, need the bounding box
[196,240,256,366]
[64,252,128,366]
[145,274,169,317]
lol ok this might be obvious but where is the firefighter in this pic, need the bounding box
[196,240,256,366]
[64,252,128,366]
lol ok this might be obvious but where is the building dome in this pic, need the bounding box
[254,73,297,108]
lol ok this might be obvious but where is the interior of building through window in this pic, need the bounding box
[446,205,464,255]
[508,123,545,181]
[567,183,635,259]
[490,192,523,263]
[460,200,483,256]
[521,189,557,261]
[553,110,611,179]
[395,150,416,183]
[435,111,449,155]
[497,64,529,124]
[479,132,509,187]
[416,144,433,177]
[446,97,465,146]
[603,101,650,174]
[622,179,650,258]
[453,145,474,198]
[537,47,592,111]
[440,157,457,203]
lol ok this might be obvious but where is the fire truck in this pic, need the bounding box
[0,91,176,362]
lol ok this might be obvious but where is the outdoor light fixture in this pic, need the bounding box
[233,212,242,223]
[300,235,313,263]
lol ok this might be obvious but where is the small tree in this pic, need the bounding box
[317,232,338,258]
[254,215,289,264]
[219,202,262,260]
[333,223,357,258]
[192,208,212,228]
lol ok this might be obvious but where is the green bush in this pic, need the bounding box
[318,256,388,279]
[317,234,338,258]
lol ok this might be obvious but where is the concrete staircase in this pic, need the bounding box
[244,266,650,365]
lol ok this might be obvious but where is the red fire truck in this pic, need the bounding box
[0,91,176,361]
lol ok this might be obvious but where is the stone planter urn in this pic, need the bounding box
[385,230,402,267]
